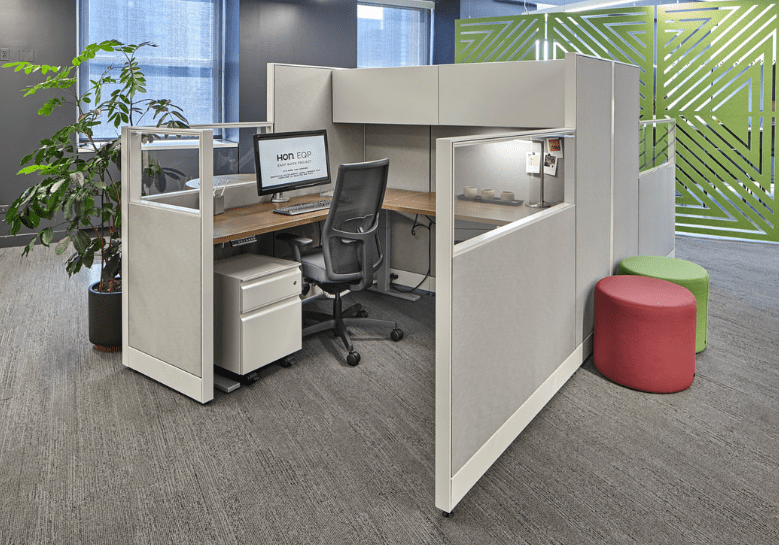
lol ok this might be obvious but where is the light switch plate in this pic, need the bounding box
[20,49,34,62]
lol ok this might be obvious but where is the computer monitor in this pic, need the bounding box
[253,130,331,202]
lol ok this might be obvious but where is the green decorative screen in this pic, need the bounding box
[455,15,543,63]
[548,8,654,119]
[657,2,777,242]
[455,3,779,243]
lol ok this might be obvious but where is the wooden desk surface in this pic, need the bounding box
[454,199,539,226]
[213,188,435,244]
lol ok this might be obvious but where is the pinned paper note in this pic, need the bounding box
[526,152,540,174]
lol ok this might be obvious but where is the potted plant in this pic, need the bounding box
[2,40,188,350]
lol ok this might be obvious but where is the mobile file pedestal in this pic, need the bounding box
[214,254,302,375]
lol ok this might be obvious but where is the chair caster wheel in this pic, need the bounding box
[347,351,361,366]
[390,328,404,341]
[357,309,369,318]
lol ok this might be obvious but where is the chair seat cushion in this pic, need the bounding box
[300,250,329,283]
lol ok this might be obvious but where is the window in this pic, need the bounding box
[357,1,433,68]
[78,0,225,140]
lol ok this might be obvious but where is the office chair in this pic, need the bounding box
[279,158,403,366]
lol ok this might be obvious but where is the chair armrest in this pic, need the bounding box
[276,233,313,262]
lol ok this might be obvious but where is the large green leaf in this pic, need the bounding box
[40,227,53,247]
[55,235,71,255]
[72,230,90,254]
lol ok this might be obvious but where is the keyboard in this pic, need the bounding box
[273,199,331,216]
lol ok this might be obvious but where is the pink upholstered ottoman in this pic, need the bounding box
[594,275,696,393]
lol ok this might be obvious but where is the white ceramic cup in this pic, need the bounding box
[481,188,495,200]
[500,191,514,202]
[463,186,477,198]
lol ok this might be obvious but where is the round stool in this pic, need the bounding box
[618,255,709,353]
[594,275,696,393]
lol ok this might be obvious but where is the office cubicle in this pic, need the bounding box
[122,55,674,514]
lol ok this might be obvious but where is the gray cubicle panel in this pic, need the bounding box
[612,62,641,273]
[121,127,215,404]
[435,130,579,514]
[364,124,432,192]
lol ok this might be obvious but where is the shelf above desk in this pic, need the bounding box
[213,188,436,244]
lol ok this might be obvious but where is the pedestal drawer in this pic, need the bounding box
[241,268,301,313]
[240,295,302,374]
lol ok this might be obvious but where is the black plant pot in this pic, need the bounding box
[88,282,122,351]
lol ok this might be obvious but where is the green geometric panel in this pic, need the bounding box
[549,7,655,119]
[640,122,672,172]
[658,2,778,242]
[455,15,543,64]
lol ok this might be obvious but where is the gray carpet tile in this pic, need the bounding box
[0,235,777,544]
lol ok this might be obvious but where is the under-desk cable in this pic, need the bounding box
[390,214,434,294]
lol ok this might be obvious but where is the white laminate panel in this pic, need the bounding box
[574,56,613,345]
[439,61,567,128]
[127,203,203,377]
[639,162,676,257]
[612,63,640,272]
[564,53,577,129]
[272,65,364,196]
[333,65,439,125]
[450,205,576,474]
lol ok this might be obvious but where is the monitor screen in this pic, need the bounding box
[253,130,331,197]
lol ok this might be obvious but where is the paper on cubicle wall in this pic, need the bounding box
[526,152,540,174]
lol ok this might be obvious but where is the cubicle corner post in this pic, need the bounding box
[122,126,215,404]
[198,130,215,401]
[267,63,276,125]
[121,126,141,367]
[435,138,455,514]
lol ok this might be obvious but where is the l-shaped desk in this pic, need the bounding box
[213,188,436,243]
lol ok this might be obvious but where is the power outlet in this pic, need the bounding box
[0,49,10,62]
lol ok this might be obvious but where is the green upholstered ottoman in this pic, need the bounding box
[618,255,710,353]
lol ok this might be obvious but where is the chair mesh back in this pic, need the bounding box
[325,161,388,277]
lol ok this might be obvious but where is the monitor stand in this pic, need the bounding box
[271,192,290,203]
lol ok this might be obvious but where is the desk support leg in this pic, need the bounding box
[371,210,421,302]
